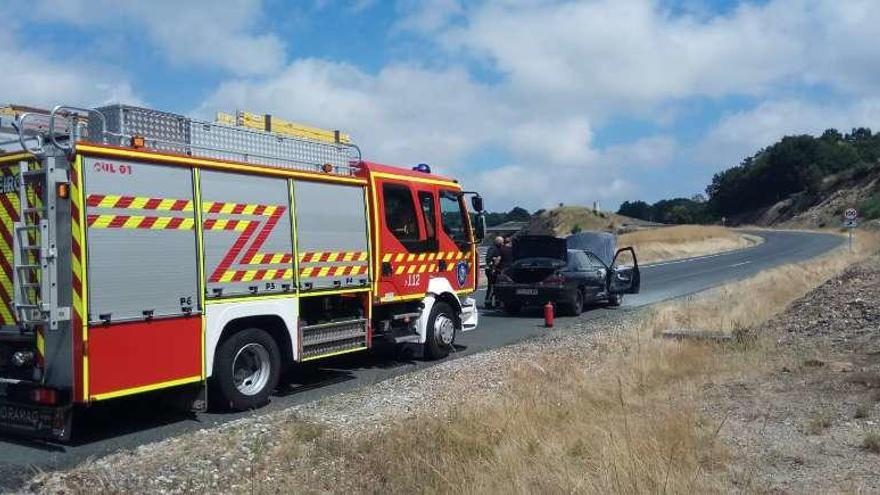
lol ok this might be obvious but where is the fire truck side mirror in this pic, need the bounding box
[471,195,484,212]
[475,213,487,242]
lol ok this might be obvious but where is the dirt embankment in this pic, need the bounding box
[704,258,880,492]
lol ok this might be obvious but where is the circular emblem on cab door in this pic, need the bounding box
[456,261,468,287]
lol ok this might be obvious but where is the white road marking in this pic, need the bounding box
[643,251,734,268]
[728,261,752,268]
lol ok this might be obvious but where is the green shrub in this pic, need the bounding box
[861,193,880,220]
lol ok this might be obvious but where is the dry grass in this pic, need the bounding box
[863,431,880,454]
[619,225,760,264]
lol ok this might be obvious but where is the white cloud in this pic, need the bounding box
[200,59,513,170]
[395,0,464,33]
[29,0,285,76]
[509,118,597,165]
[604,135,678,170]
[0,27,139,109]
[469,162,635,211]
[434,0,880,116]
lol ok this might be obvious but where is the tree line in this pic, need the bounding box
[618,127,880,223]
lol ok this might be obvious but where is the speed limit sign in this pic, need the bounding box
[845,208,858,220]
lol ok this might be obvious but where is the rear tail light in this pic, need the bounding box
[543,272,565,285]
[32,388,58,406]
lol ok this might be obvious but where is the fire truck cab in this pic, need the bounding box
[0,104,485,440]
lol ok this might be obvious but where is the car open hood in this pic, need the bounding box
[512,235,567,262]
[566,231,616,266]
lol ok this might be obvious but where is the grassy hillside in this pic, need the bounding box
[741,165,880,229]
[525,206,653,235]
[619,128,880,229]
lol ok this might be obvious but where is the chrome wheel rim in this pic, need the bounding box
[434,314,455,346]
[232,343,271,396]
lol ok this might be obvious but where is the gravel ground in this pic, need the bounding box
[704,257,880,493]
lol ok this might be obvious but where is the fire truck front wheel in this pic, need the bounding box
[212,328,281,411]
[424,301,457,360]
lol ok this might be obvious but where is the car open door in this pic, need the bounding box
[608,247,640,294]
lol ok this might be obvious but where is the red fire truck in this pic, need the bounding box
[0,104,485,440]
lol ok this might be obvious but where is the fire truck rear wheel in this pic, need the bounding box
[213,328,281,411]
[424,301,456,360]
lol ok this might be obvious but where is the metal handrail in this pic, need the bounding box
[49,105,106,152]
[14,113,46,154]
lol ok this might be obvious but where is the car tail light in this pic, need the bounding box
[543,272,565,285]
[32,388,58,406]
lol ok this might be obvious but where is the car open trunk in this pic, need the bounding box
[507,235,567,283]
[507,258,565,283]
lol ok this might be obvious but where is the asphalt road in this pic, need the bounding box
[0,229,843,489]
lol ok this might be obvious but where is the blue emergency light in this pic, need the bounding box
[413,163,431,173]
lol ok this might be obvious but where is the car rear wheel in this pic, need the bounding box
[563,290,584,316]
[425,301,456,360]
[212,328,281,411]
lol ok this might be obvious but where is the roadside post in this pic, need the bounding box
[844,208,858,252]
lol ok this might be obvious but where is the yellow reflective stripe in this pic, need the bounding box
[407,265,416,274]
[96,195,121,208]
[318,266,332,277]
[301,267,315,277]
[0,304,13,326]
[36,331,45,356]
[129,196,149,209]
[382,253,392,263]
[326,252,340,262]
[91,375,203,402]
[418,264,428,273]
[395,265,405,275]
[90,215,112,228]
[123,216,141,229]
[395,253,405,262]
[407,253,416,262]
[242,204,258,215]
[417,253,426,261]
[282,268,293,278]
[241,270,258,282]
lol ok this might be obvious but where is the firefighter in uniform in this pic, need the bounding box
[484,236,511,309]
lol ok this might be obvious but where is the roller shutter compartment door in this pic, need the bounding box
[200,170,294,298]
[83,158,199,321]
[293,180,370,291]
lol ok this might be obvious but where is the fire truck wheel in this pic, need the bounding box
[424,301,456,360]
[213,328,281,411]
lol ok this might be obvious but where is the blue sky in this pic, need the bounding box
[3,0,880,212]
